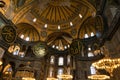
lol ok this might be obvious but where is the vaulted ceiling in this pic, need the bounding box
[0,0,119,51]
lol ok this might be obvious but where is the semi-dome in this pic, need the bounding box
[78,15,104,39]
[16,23,40,41]
[46,32,73,51]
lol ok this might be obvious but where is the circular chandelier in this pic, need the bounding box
[22,77,35,80]
[92,58,120,76]
[57,74,73,79]
[47,77,58,80]
[88,74,110,80]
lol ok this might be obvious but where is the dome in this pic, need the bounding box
[16,23,40,41]
[30,0,96,30]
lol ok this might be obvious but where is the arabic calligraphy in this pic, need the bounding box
[33,42,47,57]
[70,39,83,55]
[1,25,16,43]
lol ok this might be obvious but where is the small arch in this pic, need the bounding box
[67,55,71,65]
[50,55,55,64]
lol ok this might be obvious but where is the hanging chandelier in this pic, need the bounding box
[88,66,110,80]
[88,74,110,80]
[92,58,120,76]
[57,74,73,79]
[92,46,120,76]
[57,67,73,80]
[46,77,58,80]
[22,77,36,80]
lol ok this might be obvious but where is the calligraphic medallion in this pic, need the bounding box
[1,25,16,43]
[32,42,47,58]
[70,39,83,55]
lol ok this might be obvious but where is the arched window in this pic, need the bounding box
[57,68,63,75]
[91,32,95,37]
[13,50,19,55]
[50,56,55,64]
[8,45,14,53]
[58,57,64,66]
[90,65,96,75]
[3,64,13,79]
[18,52,25,57]
[67,55,71,65]
[49,67,53,77]
[8,44,21,56]
[13,45,20,55]
[88,47,94,57]
[88,52,94,57]
[84,34,89,38]
[3,64,12,73]
[67,67,71,74]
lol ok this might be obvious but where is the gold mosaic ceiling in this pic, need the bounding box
[16,23,40,41]
[78,15,104,39]
[31,0,94,27]
[0,0,104,50]
[46,32,72,51]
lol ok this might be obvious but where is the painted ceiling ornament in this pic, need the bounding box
[37,0,71,14]
[1,25,16,43]
[70,39,83,55]
[32,0,96,31]
[41,31,47,38]
[71,29,77,36]
[49,0,71,7]
[32,42,47,58]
